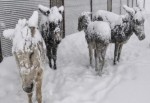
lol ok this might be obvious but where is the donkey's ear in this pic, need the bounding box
[137,0,144,10]
[58,6,64,14]
[38,5,50,16]
[3,29,15,40]
[123,5,135,16]
[81,12,92,17]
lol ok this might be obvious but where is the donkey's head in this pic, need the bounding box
[123,4,145,40]
[16,50,35,94]
[78,12,91,31]
[15,25,39,94]
[3,11,42,93]
[38,5,64,43]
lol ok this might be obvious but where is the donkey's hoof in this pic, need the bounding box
[113,61,118,65]
[96,72,102,76]
[113,61,117,65]
[53,66,57,70]
[49,63,52,68]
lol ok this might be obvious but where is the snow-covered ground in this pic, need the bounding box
[1,2,150,103]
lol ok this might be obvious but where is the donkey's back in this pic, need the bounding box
[93,10,123,27]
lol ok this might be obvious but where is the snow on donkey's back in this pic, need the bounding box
[3,11,46,103]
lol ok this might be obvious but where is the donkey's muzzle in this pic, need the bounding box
[139,34,145,40]
[23,83,34,93]
[56,40,61,44]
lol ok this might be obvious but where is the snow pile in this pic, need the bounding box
[1,25,150,103]
[3,11,44,53]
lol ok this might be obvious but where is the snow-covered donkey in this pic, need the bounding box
[78,12,111,76]
[3,11,46,103]
[38,5,64,70]
[93,4,145,64]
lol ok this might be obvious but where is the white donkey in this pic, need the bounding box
[78,12,111,76]
[93,4,145,64]
[3,11,46,103]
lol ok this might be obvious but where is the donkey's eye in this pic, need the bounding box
[30,52,34,59]
[134,19,141,25]
[58,20,61,24]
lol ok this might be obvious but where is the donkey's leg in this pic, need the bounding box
[52,46,58,70]
[47,46,52,68]
[97,45,107,76]
[117,44,123,62]
[94,49,99,72]
[100,45,108,73]
[88,44,93,67]
[97,49,102,76]
[36,69,43,103]
[114,43,119,65]
[28,93,33,103]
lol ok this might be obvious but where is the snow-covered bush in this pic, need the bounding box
[3,11,46,103]
[78,12,111,76]
[93,4,145,65]
[38,5,64,70]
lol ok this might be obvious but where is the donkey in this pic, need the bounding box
[38,5,64,70]
[3,11,46,103]
[93,4,145,64]
[78,12,111,75]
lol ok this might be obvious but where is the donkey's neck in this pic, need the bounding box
[111,14,135,43]
[122,14,134,37]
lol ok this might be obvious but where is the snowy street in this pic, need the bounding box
[0,0,150,103]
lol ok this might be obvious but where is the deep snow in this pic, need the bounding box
[1,1,150,103]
